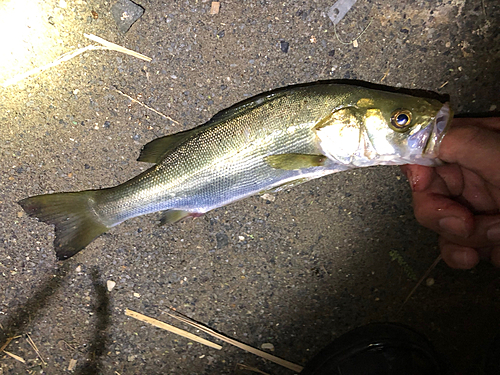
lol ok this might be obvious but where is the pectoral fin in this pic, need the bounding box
[264,153,327,170]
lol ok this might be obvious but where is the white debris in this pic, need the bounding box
[261,343,275,351]
[260,193,275,202]
[107,280,116,292]
[328,0,357,25]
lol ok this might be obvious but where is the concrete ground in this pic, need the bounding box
[1,0,499,374]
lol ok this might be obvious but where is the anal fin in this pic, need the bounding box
[159,210,203,225]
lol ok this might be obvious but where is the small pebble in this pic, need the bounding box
[111,0,145,33]
[280,41,289,53]
[260,193,275,202]
[426,277,435,287]
[133,292,141,298]
[261,343,275,351]
[75,265,81,272]
[210,1,220,15]
[107,280,116,292]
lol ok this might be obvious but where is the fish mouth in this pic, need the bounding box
[423,102,452,158]
[406,102,452,166]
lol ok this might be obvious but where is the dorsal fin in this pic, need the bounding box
[138,131,194,163]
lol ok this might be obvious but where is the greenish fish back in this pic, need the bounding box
[208,90,288,124]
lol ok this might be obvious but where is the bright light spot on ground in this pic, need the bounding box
[0,0,62,85]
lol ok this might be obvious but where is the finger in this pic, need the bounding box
[439,237,479,269]
[439,124,500,187]
[412,191,474,238]
[400,164,434,192]
[491,246,500,267]
[434,163,464,197]
[404,165,474,236]
[460,168,498,212]
[458,214,500,248]
[452,117,500,132]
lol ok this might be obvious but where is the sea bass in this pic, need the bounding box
[19,82,452,260]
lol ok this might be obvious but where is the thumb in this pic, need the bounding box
[439,123,500,187]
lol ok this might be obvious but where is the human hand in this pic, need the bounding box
[401,117,500,269]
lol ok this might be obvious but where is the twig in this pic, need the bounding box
[2,34,151,87]
[0,337,14,353]
[399,254,442,312]
[334,17,373,45]
[1,45,104,87]
[63,340,77,352]
[380,68,390,82]
[84,34,151,62]
[236,363,271,374]
[166,309,304,373]
[26,333,46,366]
[112,87,179,125]
[3,350,26,363]
[68,358,77,371]
[125,309,222,350]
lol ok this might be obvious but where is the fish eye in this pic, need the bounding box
[390,109,412,131]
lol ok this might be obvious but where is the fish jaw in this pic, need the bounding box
[401,102,452,166]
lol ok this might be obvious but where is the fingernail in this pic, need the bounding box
[487,225,500,242]
[439,217,469,238]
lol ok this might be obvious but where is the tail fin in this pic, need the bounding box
[18,190,109,260]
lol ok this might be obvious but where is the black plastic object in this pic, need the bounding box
[301,323,444,375]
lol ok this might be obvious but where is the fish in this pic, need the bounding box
[18,82,452,260]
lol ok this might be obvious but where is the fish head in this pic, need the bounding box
[315,93,452,167]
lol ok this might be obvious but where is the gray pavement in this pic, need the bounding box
[1,0,499,374]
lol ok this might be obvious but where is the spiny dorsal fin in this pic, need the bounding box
[138,132,193,163]
[264,153,327,170]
